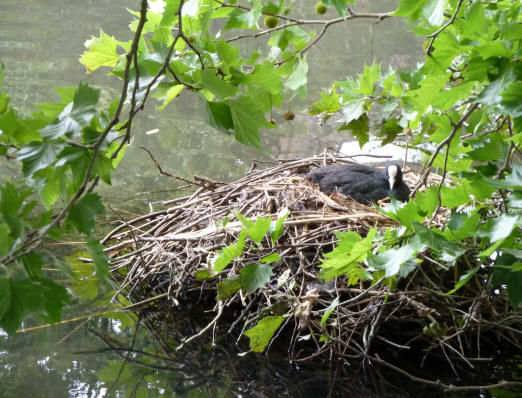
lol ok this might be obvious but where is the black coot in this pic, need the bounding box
[305,163,410,205]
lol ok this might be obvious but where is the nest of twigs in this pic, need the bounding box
[103,154,520,388]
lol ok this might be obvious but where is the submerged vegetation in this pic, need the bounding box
[0,0,521,394]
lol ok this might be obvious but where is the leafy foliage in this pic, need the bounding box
[0,0,520,346]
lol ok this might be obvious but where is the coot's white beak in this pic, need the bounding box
[388,165,398,190]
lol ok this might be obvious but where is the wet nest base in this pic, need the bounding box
[103,154,521,391]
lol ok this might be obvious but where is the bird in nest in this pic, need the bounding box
[304,163,411,205]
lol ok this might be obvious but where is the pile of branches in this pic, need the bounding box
[103,154,520,390]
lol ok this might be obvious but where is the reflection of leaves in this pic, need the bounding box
[244,315,285,352]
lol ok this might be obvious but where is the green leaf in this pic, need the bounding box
[217,278,241,301]
[285,56,308,91]
[21,252,44,281]
[309,90,341,115]
[200,69,239,99]
[156,84,184,110]
[18,141,65,177]
[205,100,234,134]
[261,253,281,263]
[412,222,466,263]
[239,263,273,295]
[0,223,9,255]
[80,29,121,73]
[474,61,517,107]
[66,193,105,235]
[493,254,522,308]
[244,315,285,352]
[229,96,273,149]
[423,0,446,26]
[393,0,426,20]
[270,207,289,244]
[40,82,100,140]
[357,63,381,95]
[368,235,425,277]
[444,266,479,296]
[319,228,376,281]
[500,82,522,117]
[320,297,339,325]
[211,230,246,273]
[245,217,271,243]
[442,209,481,240]
[338,113,369,148]
[339,99,364,125]
[247,62,283,95]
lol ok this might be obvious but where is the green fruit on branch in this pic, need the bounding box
[283,111,295,120]
[315,1,327,15]
[264,15,278,29]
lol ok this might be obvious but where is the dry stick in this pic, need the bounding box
[140,145,212,190]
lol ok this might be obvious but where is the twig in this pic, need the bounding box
[426,0,465,55]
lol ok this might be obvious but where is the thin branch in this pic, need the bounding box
[412,103,479,195]
[426,0,465,55]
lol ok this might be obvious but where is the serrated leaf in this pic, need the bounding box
[211,230,246,273]
[339,99,364,125]
[156,84,184,110]
[80,29,121,73]
[200,69,239,99]
[245,217,271,243]
[309,90,340,115]
[239,263,273,295]
[339,113,369,148]
[217,278,241,301]
[357,63,381,95]
[285,56,308,91]
[229,96,273,149]
[369,235,425,277]
[40,82,100,140]
[244,315,285,352]
[319,228,376,281]
[18,141,65,177]
[412,222,466,263]
[66,193,105,235]
[205,100,234,134]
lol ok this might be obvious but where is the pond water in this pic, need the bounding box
[0,1,435,397]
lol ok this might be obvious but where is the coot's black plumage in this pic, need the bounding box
[305,163,410,205]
